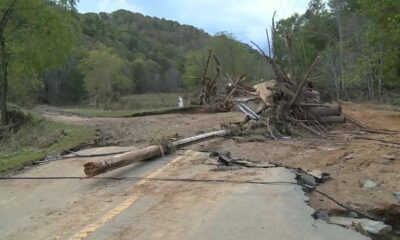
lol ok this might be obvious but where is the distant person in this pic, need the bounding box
[178,96,184,108]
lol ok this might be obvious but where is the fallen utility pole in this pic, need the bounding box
[171,130,229,148]
[84,129,230,177]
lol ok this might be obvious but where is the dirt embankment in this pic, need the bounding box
[190,102,400,230]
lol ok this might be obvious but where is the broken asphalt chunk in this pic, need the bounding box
[328,217,392,236]
[312,209,330,221]
[297,173,317,188]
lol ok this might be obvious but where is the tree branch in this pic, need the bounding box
[289,56,322,107]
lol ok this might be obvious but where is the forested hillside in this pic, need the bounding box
[273,0,400,103]
[2,0,399,111]
[34,10,269,106]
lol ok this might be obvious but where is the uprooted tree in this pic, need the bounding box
[197,14,345,139]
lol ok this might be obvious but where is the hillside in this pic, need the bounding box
[39,10,269,106]
[80,10,210,93]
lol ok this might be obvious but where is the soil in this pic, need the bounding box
[43,102,400,232]
[44,111,243,146]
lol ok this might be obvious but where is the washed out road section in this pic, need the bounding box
[0,148,368,240]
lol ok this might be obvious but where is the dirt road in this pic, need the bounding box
[0,149,368,240]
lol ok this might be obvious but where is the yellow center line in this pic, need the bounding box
[70,150,198,240]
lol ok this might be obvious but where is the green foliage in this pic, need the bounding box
[119,93,181,110]
[0,116,95,173]
[3,8,273,107]
[183,33,272,89]
[78,46,132,108]
[273,0,400,103]
[39,10,215,104]
[274,1,335,79]
[359,0,400,88]
[63,107,179,118]
[78,10,209,94]
[1,0,79,103]
[183,49,210,89]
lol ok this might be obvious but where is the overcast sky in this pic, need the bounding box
[77,0,309,45]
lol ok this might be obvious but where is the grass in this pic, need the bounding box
[0,117,95,173]
[120,93,182,109]
[61,93,190,118]
[62,107,187,118]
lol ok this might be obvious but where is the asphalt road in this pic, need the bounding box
[0,147,369,240]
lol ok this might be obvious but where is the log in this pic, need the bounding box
[311,104,342,116]
[84,145,164,177]
[300,115,344,124]
[84,130,230,177]
[319,115,345,124]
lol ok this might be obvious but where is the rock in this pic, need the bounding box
[348,211,359,218]
[382,154,396,164]
[305,169,330,182]
[312,209,329,221]
[382,155,395,160]
[394,192,400,200]
[328,217,392,235]
[360,179,378,190]
[343,153,354,160]
[298,173,317,187]
[356,221,392,236]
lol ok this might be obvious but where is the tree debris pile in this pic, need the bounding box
[198,49,345,139]
[198,50,259,112]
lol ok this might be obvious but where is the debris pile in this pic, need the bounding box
[198,49,259,112]
[198,49,344,139]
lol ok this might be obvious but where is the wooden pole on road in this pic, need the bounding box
[83,130,230,177]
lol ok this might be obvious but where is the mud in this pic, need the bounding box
[41,102,400,237]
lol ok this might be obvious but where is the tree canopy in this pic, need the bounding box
[78,46,131,108]
[40,10,271,105]
[183,33,272,90]
[273,0,400,103]
[0,0,79,124]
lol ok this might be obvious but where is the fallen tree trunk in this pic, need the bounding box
[300,113,344,123]
[311,104,341,116]
[84,129,231,177]
[319,115,345,124]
